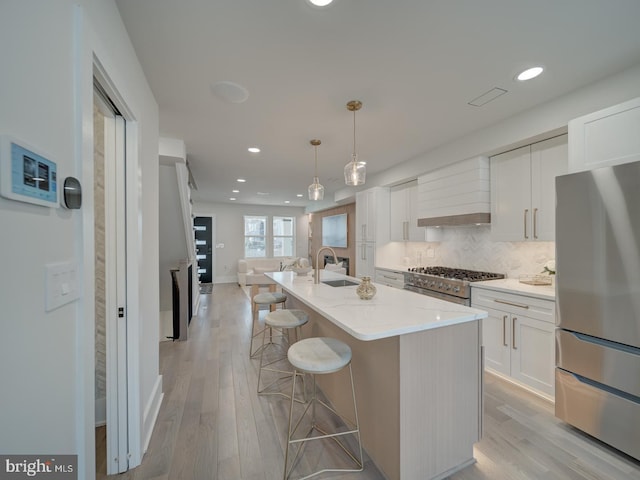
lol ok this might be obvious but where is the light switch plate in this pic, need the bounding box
[45,261,79,311]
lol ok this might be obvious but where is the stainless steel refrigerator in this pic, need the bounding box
[555,160,640,460]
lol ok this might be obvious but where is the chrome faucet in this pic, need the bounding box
[315,246,338,284]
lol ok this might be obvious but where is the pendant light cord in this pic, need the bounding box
[314,144,318,178]
[352,109,357,157]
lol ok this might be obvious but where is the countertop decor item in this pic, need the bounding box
[291,266,312,276]
[356,276,376,300]
[519,274,552,286]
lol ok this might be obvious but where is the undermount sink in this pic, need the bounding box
[322,279,359,287]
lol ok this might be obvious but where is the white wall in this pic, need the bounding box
[0,2,160,479]
[194,202,309,283]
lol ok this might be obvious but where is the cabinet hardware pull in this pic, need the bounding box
[502,315,508,346]
[533,207,538,239]
[512,317,517,349]
[494,299,530,309]
[382,275,396,279]
[524,209,529,239]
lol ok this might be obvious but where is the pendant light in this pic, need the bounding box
[308,139,325,201]
[344,100,366,186]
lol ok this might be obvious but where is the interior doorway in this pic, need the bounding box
[93,79,129,476]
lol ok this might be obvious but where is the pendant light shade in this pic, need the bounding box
[308,139,325,201]
[344,100,366,186]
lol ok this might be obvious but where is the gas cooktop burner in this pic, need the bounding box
[406,266,505,282]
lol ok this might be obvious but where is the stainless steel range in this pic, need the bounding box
[404,266,505,305]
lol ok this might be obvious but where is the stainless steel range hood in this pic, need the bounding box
[417,212,490,227]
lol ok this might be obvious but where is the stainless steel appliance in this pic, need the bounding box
[556,160,640,461]
[404,266,504,305]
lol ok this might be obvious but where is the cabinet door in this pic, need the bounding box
[531,135,568,241]
[356,243,376,278]
[511,315,555,397]
[568,96,640,173]
[490,145,532,241]
[389,188,407,241]
[406,185,424,241]
[355,191,369,243]
[482,306,511,376]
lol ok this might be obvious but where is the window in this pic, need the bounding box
[244,215,267,258]
[273,216,295,257]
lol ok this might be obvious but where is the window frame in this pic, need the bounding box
[243,215,268,258]
[272,216,296,258]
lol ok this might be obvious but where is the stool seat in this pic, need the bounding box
[265,309,308,329]
[288,337,352,375]
[253,292,287,305]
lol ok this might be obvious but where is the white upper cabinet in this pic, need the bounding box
[390,183,423,242]
[490,135,567,242]
[355,187,390,244]
[569,96,640,173]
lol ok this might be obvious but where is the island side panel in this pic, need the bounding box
[399,320,481,479]
[286,294,401,480]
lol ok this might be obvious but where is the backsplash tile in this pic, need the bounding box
[379,226,555,279]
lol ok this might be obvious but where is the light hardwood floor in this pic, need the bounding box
[98,284,640,480]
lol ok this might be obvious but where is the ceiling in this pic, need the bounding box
[115,0,640,209]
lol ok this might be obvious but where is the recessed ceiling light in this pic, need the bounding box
[516,66,544,81]
[230,197,236,201]
[248,147,260,153]
[237,178,246,183]
[256,192,270,196]
[296,194,303,198]
[284,200,291,204]
[232,189,239,193]
[307,0,333,6]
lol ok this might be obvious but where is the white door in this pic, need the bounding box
[95,87,129,474]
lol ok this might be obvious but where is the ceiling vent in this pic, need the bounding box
[468,87,508,107]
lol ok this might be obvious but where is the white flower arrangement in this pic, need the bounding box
[541,259,556,275]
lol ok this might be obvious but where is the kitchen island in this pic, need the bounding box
[266,271,488,480]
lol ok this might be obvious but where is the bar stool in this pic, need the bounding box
[250,291,287,358]
[283,337,363,480]
[257,309,308,398]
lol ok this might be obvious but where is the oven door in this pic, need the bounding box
[403,285,470,306]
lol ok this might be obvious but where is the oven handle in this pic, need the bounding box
[403,285,470,305]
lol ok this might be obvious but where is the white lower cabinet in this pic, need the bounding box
[375,268,405,288]
[471,288,555,399]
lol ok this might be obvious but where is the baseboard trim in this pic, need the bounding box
[142,375,164,453]
[484,368,555,403]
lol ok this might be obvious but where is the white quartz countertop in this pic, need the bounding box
[266,271,488,341]
[472,278,556,301]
